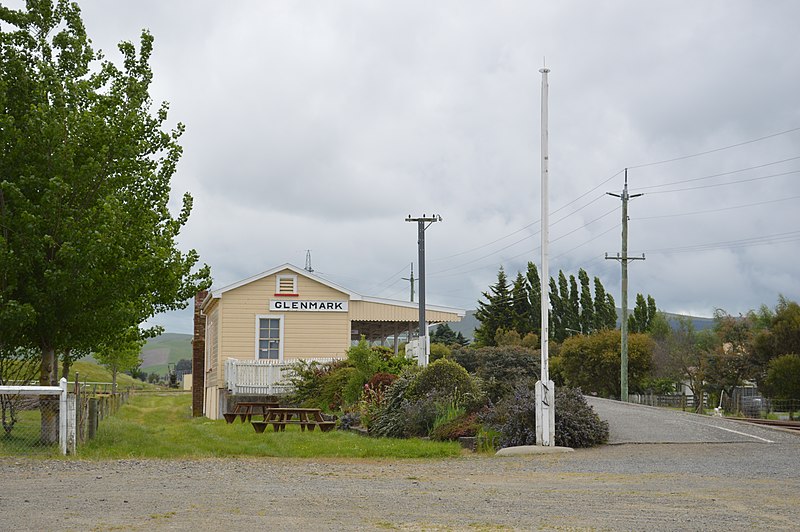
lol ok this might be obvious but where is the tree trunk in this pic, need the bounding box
[61,349,72,384]
[39,346,58,444]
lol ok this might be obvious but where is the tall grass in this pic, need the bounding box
[79,392,461,459]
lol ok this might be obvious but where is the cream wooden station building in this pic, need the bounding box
[198,263,464,419]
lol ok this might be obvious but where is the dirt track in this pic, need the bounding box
[2,442,799,531]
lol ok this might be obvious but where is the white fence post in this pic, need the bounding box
[0,380,73,455]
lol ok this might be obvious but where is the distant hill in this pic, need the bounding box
[442,309,714,343]
[140,332,192,376]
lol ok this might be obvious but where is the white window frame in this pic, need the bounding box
[205,309,219,370]
[255,314,284,361]
[275,274,298,295]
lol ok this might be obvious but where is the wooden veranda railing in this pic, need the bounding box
[224,357,343,395]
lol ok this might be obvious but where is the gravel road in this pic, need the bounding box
[2,440,799,531]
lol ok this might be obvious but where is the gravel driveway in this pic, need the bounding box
[2,440,799,531]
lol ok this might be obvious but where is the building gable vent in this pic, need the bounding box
[275,274,298,296]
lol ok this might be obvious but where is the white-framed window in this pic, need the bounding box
[255,314,284,361]
[205,309,219,370]
[275,274,298,296]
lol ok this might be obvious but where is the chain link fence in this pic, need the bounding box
[0,380,131,456]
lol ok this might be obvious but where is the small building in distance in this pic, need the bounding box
[197,263,464,419]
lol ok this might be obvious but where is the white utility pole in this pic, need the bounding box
[536,66,555,447]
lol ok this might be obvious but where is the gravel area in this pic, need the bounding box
[2,441,799,531]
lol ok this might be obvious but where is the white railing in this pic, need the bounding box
[0,378,75,455]
[224,357,344,395]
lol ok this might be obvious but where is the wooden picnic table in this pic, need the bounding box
[224,401,280,424]
[251,407,336,433]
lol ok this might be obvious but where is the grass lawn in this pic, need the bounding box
[78,392,462,459]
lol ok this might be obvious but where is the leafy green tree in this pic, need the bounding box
[566,274,580,335]
[556,329,653,398]
[94,327,144,391]
[750,296,800,387]
[763,354,800,419]
[474,267,512,346]
[0,1,211,441]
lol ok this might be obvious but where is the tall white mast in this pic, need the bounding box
[536,66,555,447]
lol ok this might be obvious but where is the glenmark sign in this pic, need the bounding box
[270,300,348,312]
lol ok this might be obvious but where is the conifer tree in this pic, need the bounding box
[474,267,513,346]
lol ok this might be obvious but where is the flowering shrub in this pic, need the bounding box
[483,381,608,449]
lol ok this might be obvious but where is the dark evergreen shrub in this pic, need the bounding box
[453,346,540,403]
[488,382,608,448]
[553,387,609,448]
[369,370,417,438]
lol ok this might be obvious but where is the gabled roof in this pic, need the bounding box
[201,262,464,317]
[203,263,359,308]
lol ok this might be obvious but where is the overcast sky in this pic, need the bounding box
[23,1,800,333]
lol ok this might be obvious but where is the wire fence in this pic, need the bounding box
[0,380,131,456]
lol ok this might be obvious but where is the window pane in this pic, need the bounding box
[259,340,269,349]
[269,319,279,328]
[268,340,279,349]
[268,329,279,338]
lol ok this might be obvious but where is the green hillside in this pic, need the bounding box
[68,360,150,389]
[140,332,193,376]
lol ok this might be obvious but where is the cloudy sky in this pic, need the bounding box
[27,1,800,332]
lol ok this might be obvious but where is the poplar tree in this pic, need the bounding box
[511,272,532,336]
[0,1,211,442]
[525,261,541,338]
[578,268,594,334]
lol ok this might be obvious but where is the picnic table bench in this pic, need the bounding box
[251,407,336,433]
[223,401,280,424]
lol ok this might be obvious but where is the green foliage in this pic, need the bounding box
[93,327,145,390]
[750,296,800,387]
[343,337,410,404]
[494,328,522,346]
[483,382,608,448]
[511,272,533,336]
[406,358,482,408]
[628,294,659,333]
[430,323,468,346]
[429,342,452,362]
[474,267,513,346]
[453,345,539,403]
[429,411,479,441]
[369,370,418,438]
[288,359,352,410]
[763,354,800,401]
[557,329,653,398]
[0,1,211,396]
[76,393,460,459]
[552,387,609,448]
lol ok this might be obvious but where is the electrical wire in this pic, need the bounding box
[627,126,800,169]
[637,195,800,220]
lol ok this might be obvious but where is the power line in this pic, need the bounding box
[637,195,800,220]
[628,126,800,169]
[644,230,800,255]
[633,155,800,191]
[643,169,800,195]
